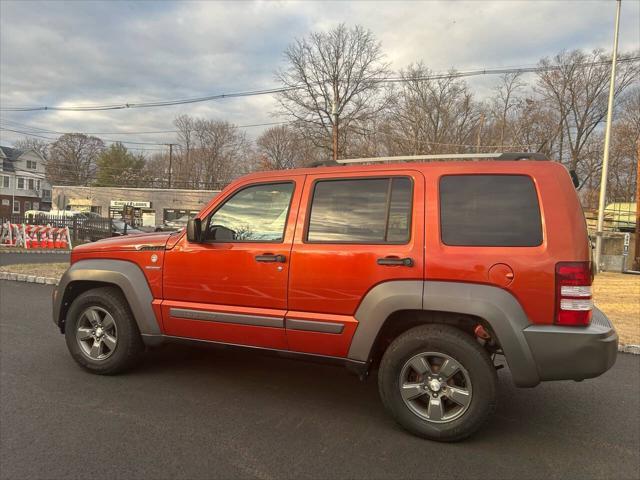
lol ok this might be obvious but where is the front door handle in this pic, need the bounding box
[255,254,286,263]
[377,256,414,267]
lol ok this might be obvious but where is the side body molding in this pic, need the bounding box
[347,280,541,387]
[54,259,162,338]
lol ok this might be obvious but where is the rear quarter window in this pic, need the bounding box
[439,175,543,247]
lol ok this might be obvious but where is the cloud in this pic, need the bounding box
[1,0,638,150]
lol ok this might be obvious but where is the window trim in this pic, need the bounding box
[438,173,543,248]
[201,180,296,244]
[12,200,20,213]
[1,175,9,188]
[303,175,414,245]
[17,177,25,189]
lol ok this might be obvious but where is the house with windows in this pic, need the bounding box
[0,146,52,218]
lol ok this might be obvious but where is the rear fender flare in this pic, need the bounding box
[348,280,540,387]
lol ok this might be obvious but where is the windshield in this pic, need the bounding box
[112,219,136,230]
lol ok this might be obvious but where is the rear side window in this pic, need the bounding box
[307,177,412,243]
[439,175,542,247]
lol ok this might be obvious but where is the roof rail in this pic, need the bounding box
[335,152,547,165]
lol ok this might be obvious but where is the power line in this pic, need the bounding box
[0,127,167,152]
[0,118,289,135]
[3,57,638,113]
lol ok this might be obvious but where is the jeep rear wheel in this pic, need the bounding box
[64,287,143,375]
[378,324,497,442]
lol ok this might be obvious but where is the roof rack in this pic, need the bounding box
[335,152,547,165]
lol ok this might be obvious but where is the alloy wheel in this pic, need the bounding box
[75,306,118,361]
[399,352,473,423]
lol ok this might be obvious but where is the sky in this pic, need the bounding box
[1,0,639,153]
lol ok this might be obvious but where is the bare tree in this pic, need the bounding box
[47,133,104,185]
[384,63,481,155]
[174,115,197,185]
[607,87,640,203]
[490,72,526,148]
[170,116,251,188]
[143,152,170,188]
[276,24,390,159]
[13,137,49,160]
[256,125,301,170]
[537,49,639,173]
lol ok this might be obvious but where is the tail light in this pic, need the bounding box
[555,262,593,326]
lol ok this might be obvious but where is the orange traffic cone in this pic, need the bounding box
[31,229,39,249]
[59,230,68,250]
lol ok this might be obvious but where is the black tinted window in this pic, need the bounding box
[439,175,542,246]
[307,177,412,243]
[204,183,294,242]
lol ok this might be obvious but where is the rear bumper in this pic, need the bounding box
[523,307,618,383]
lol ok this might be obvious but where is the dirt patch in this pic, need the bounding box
[0,263,69,279]
[593,272,640,346]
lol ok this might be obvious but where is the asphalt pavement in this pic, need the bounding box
[1,280,638,480]
[0,252,70,266]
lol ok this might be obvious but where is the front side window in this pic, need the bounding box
[12,200,20,213]
[307,177,412,243]
[28,178,35,190]
[204,182,294,242]
[1,176,9,188]
[439,174,543,247]
[17,177,25,189]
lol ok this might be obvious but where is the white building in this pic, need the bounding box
[0,146,52,218]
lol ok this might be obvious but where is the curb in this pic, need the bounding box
[0,271,59,285]
[0,250,71,254]
[619,344,640,355]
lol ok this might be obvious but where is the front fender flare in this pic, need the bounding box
[53,259,161,338]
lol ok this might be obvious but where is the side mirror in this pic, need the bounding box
[187,218,202,242]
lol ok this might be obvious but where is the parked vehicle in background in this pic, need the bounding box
[111,219,143,236]
[52,153,617,442]
[155,215,190,232]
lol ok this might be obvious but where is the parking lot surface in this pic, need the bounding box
[0,252,70,266]
[1,280,639,480]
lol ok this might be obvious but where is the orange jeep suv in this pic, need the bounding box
[52,153,618,441]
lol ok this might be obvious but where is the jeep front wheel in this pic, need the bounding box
[378,324,497,442]
[64,287,143,375]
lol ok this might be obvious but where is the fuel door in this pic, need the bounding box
[488,263,514,287]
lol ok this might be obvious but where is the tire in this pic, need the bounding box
[378,324,497,442]
[64,287,143,375]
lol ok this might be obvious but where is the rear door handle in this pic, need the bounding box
[377,257,414,267]
[255,254,286,263]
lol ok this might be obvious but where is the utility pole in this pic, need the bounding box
[332,96,339,161]
[634,138,640,270]
[165,143,177,189]
[594,0,621,273]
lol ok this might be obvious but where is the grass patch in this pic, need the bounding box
[593,272,640,346]
[0,262,69,279]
